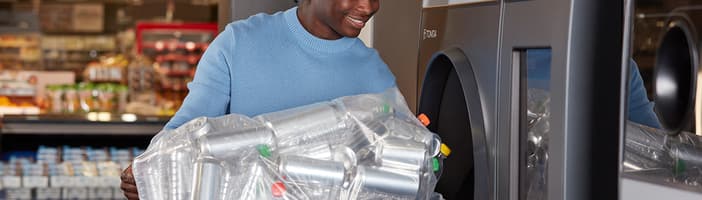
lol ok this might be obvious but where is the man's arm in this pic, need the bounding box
[627,60,661,128]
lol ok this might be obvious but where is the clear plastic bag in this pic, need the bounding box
[524,88,551,200]
[624,121,702,188]
[133,87,444,200]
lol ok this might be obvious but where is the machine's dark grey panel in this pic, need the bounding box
[500,0,626,199]
[415,2,502,200]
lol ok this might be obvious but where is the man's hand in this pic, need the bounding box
[120,164,139,200]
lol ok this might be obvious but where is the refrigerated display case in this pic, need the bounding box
[135,22,218,110]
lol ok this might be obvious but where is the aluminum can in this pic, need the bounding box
[199,126,275,160]
[375,137,427,171]
[166,150,193,199]
[190,157,226,200]
[256,102,350,147]
[358,165,420,198]
[278,155,346,187]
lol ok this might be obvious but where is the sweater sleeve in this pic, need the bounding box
[164,25,234,130]
[627,60,661,128]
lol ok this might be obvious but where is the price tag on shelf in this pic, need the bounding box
[2,175,22,188]
[6,188,32,199]
[23,176,49,188]
[66,176,79,187]
[91,176,104,188]
[101,176,121,188]
[73,176,94,187]
[36,187,62,200]
[89,187,114,199]
[50,176,66,187]
[63,187,89,200]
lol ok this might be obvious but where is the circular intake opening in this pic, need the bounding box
[654,20,698,134]
[418,49,489,200]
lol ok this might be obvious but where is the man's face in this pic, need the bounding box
[311,0,379,38]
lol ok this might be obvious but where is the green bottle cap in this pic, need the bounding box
[674,158,686,175]
[382,103,391,113]
[257,144,271,158]
[432,157,440,172]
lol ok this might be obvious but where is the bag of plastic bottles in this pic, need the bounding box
[623,121,702,189]
[132,87,445,200]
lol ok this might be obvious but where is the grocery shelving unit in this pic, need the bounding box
[0,114,168,152]
[135,22,218,108]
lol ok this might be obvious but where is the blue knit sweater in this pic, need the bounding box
[165,7,396,129]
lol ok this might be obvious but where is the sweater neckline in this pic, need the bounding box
[284,7,356,54]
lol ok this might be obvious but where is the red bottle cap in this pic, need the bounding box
[271,181,286,198]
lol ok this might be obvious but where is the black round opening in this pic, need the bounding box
[419,53,474,199]
[654,21,697,134]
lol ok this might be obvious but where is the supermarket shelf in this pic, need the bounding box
[43,58,97,62]
[163,70,193,77]
[155,54,201,63]
[142,42,209,51]
[42,49,113,52]
[0,114,169,135]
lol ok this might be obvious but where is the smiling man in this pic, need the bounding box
[159,0,394,131]
[120,0,395,199]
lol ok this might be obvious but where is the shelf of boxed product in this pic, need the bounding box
[0,113,168,135]
[0,34,42,70]
[0,145,140,199]
[39,35,117,71]
[0,80,40,115]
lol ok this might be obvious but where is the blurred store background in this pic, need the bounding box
[0,1,220,198]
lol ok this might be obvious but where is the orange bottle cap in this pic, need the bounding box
[417,113,431,126]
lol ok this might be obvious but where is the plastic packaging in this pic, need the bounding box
[133,87,443,200]
[623,121,702,188]
[524,88,551,200]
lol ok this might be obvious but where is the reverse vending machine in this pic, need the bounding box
[376,0,628,199]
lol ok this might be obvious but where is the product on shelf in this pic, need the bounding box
[45,83,130,114]
[136,23,217,112]
[82,54,128,83]
[0,145,144,199]
[134,87,448,200]
[0,34,42,70]
[0,71,41,115]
